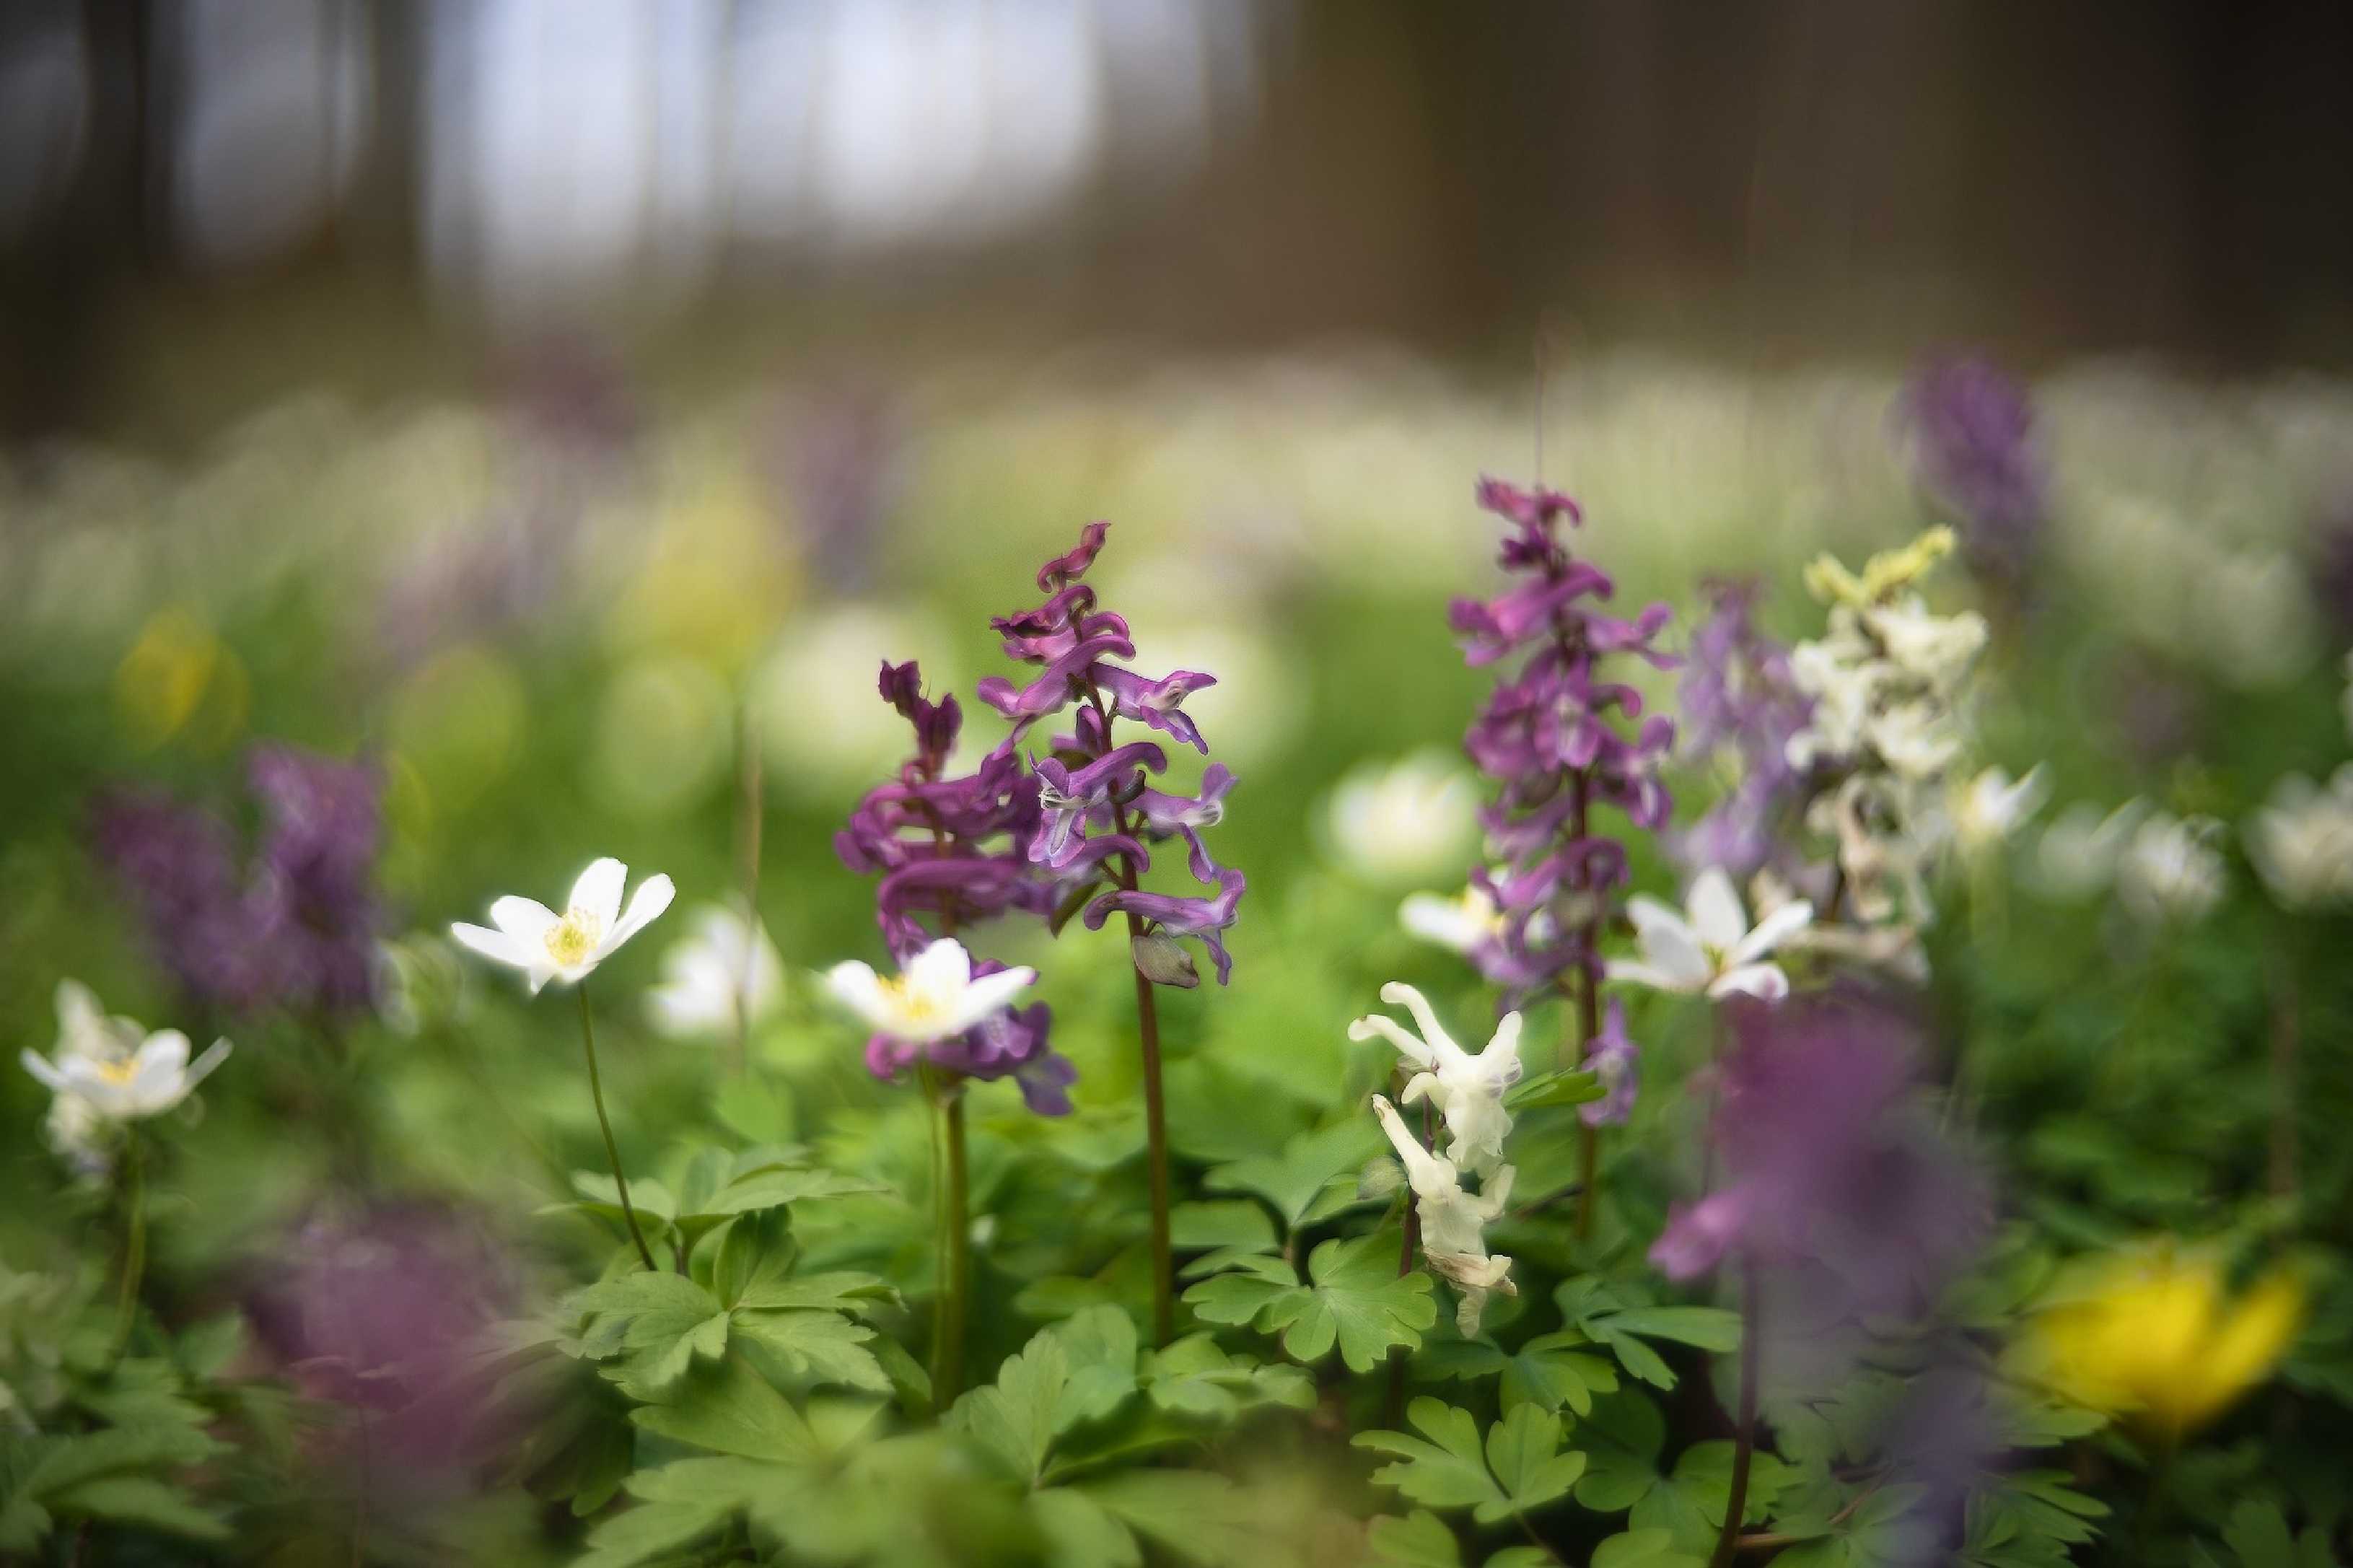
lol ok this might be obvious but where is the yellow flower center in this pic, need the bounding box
[878,973,946,1028]
[545,907,605,968]
[92,1058,139,1085]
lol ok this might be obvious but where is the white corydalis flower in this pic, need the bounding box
[2247,766,2353,911]
[1398,883,1504,956]
[645,905,786,1038]
[1950,764,2050,854]
[2115,811,2227,926]
[1348,983,1521,1177]
[825,937,1036,1046]
[451,857,677,994]
[1608,867,1813,1002]
[1325,752,1481,884]
[20,981,231,1125]
[2030,799,2150,902]
[1370,1093,1515,1337]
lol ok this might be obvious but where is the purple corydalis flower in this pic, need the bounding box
[1579,998,1639,1127]
[1649,992,1989,1314]
[1450,478,1678,1005]
[987,521,1245,985]
[1672,579,1815,882]
[92,745,384,1017]
[1898,354,2047,590]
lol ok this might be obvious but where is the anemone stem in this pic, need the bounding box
[576,984,657,1271]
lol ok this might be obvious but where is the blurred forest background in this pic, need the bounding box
[5,0,2353,447]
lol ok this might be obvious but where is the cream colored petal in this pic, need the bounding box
[20,1047,71,1095]
[1686,869,1748,953]
[946,965,1038,1034]
[450,921,533,969]
[1729,900,1813,968]
[569,858,628,927]
[487,898,561,944]
[824,960,890,1030]
[1379,982,1465,1066]
[1348,1013,1436,1068]
[906,937,973,994]
[603,872,676,954]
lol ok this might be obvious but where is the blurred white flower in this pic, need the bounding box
[2115,812,2227,926]
[1865,597,1989,693]
[20,982,230,1126]
[1607,867,1813,1002]
[2030,799,2151,902]
[647,905,787,1038]
[451,857,676,994]
[1324,750,1481,884]
[1950,765,2051,855]
[2203,548,2318,691]
[755,605,955,802]
[2245,766,2353,911]
[1399,882,1504,955]
[1348,983,1522,1177]
[825,937,1034,1046]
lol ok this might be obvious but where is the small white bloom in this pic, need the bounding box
[1348,983,1521,1176]
[645,905,786,1038]
[20,981,231,1125]
[2030,799,2150,902]
[1950,765,2050,854]
[1323,751,1481,884]
[1862,596,1987,693]
[1607,867,1813,1002]
[825,937,1036,1046]
[2245,766,2353,911]
[1370,1093,1515,1336]
[1398,882,1504,956]
[451,857,676,994]
[2115,811,2227,926]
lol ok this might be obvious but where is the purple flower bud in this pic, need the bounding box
[1898,354,2047,590]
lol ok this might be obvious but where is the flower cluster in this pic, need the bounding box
[2248,765,2353,911]
[93,745,385,1019]
[1897,355,2048,595]
[834,660,1074,1113]
[978,522,1245,987]
[1785,528,1988,932]
[1671,578,1814,882]
[1354,984,1521,1334]
[1442,480,1676,1005]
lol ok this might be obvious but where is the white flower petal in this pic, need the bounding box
[180,1038,232,1095]
[947,965,1038,1033]
[1685,869,1748,953]
[1709,963,1791,1002]
[824,960,889,1029]
[603,872,676,955]
[906,937,973,995]
[20,1047,71,1095]
[1377,982,1465,1066]
[569,859,628,927]
[1349,1012,1436,1067]
[487,898,561,945]
[451,921,533,969]
[1603,959,1688,993]
[1728,900,1813,968]
[1625,898,1710,986]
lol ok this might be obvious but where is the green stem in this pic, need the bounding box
[110,1131,146,1359]
[1710,1263,1763,1568]
[1567,771,1601,1240]
[577,984,657,1271]
[921,1066,971,1404]
[1126,932,1175,1346]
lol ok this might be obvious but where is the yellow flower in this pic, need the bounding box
[1803,526,1958,608]
[2023,1246,2304,1442]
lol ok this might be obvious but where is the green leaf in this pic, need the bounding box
[1592,1528,1706,1568]
[1048,1305,1142,1430]
[576,1272,732,1397]
[574,1498,731,1568]
[1629,1442,1789,1556]
[1033,1486,1145,1568]
[2223,1501,2296,1568]
[732,1310,891,1396]
[1555,1279,1740,1392]
[41,1476,226,1543]
[1186,1230,1436,1374]
[1170,1200,1280,1253]
[1573,1390,1669,1513]
[1484,1550,1557,1568]
[1074,1468,1291,1567]
[1204,1117,1385,1231]
[1506,1067,1605,1109]
[1139,1335,1315,1421]
[1354,1398,1584,1525]
[1367,1510,1463,1568]
[1421,1331,1620,1416]
[628,1354,822,1463]
[711,1207,797,1308]
[950,1325,1073,1484]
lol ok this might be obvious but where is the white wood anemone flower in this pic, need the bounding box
[645,905,786,1038]
[1370,1093,1516,1336]
[20,984,230,1124]
[1349,983,1521,1177]
[451,857,676,994]
[1608,867,1813,1002]
[825,937,1037,1046]
[1398,883,1505,956]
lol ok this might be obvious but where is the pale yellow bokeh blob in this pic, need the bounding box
[385,643,526,818]
[592,656,734,819]
[605,451,799,671]
[113,607,249,753]
[2020,1245,2304,1442]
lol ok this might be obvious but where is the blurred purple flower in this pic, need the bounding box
[1650,992,1990,1315]
[248,1204,516,1465]
[92,745,383,1017]
[1671,578,1816,882]
[1898,354,2047,591]
[1451,478,1678,1006]
[770,386,902,595]
[1579,997,1640,1127]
